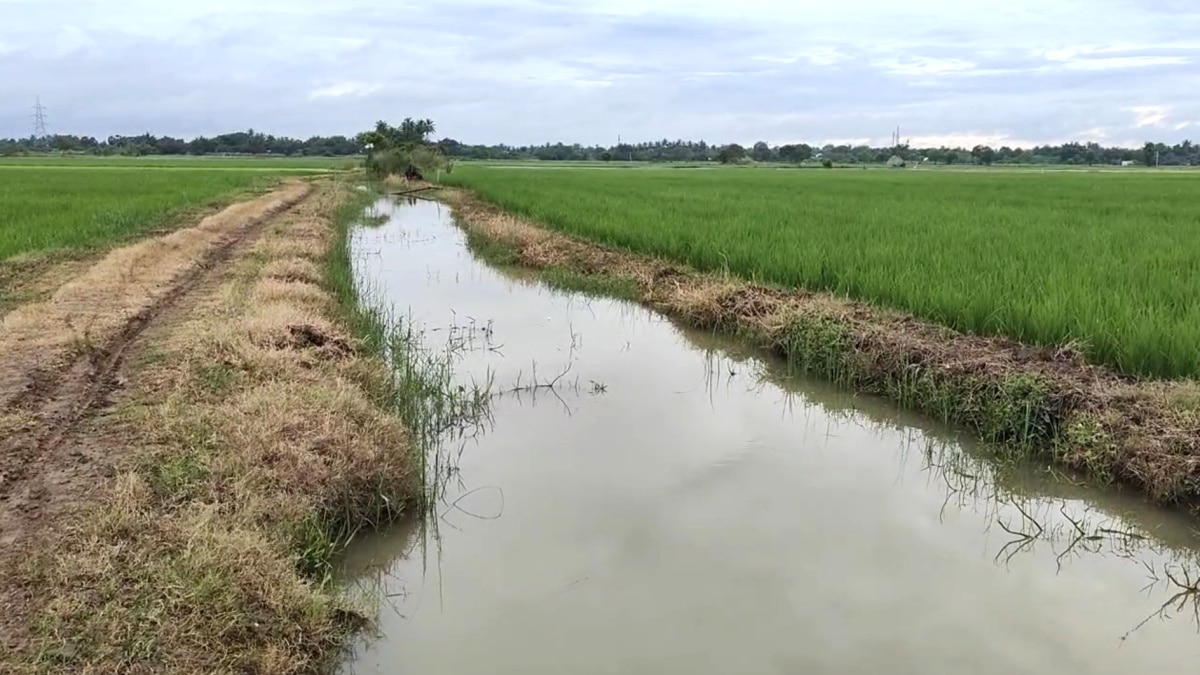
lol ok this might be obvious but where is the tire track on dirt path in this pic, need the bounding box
[0,180,312,552]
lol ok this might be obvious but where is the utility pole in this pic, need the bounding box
[31,96,48,136]
[32,97,48,141]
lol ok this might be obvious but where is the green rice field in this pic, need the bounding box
[0,166,277,260]
[447,165,1200,379]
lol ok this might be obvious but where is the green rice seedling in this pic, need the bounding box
[446,165,1200,379]
[0,167,276,260]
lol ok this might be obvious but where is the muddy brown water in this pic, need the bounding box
[339,197,1200,674]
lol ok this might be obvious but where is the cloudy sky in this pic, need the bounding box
[2,0,1199,147]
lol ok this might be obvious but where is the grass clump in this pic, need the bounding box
[541,268,641,301]
[464,228,522,266]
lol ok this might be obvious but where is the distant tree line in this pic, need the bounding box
[432,138,1200,167]
[0,129,361,157]
[4,127,1199,167]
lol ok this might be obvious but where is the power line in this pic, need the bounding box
[32,97,48,139]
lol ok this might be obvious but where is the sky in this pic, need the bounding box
[2,0,1200,147]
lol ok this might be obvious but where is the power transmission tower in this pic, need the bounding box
[32,97,49,144]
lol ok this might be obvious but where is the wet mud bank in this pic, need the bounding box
[439,188,1200,511]
[338,196,1200,674]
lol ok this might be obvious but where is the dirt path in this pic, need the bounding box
[0,180,310,656]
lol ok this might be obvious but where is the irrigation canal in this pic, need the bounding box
[338,196,1200,674]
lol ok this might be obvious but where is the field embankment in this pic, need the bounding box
[440,185,1200,510]
[445,167,1200,379]
[1,178,425,673]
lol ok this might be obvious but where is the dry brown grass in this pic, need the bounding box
[262,258,323,286]
[251,277,331,311]
[0,251,97,320]
[12,180,420,674]
[443,187,1200,511]
[31,476,348,674]
[255,237,328,262]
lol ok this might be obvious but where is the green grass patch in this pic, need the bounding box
[0,167,282,261]
[142,421,216,506]
[541,267,641,301]
[447,165,1200,379]
[464,229,522,266]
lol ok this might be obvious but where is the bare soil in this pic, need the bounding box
[441,187,1200,510]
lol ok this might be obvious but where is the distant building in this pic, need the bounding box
[1121,160,1136,166]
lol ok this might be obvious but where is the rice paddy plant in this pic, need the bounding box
[0,167,274,260]
[447,165,1200,379]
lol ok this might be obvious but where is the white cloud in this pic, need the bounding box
[1075,126,1112,141]
[752,46,851,67]
[1058,55,1190,71]
[906,133,1046,149]
[52,25,95,57]
[308,82,381,100]
[819,138,873,147]
[874,57,979,76]
[1129,105,1171,127]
